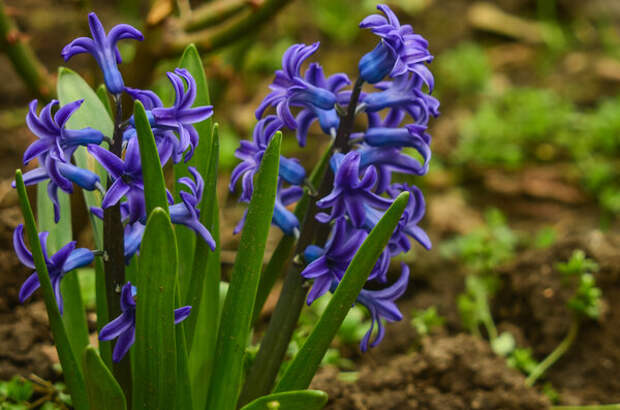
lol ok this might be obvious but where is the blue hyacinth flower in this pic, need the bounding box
[62,12,143,95]
[16,225,94,314]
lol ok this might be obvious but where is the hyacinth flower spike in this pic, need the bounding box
[88,138,144,214]
[15,225,94,314]
[230,116,306,202]
[148,68,214,162]
[255,42,337,129]
[316,151,392,227]
[359,4,434,86]
[62,12,143,95]
[99,282,191,362]
[357,263,409,351]
[169,167,216,250]
[295,63,351,145]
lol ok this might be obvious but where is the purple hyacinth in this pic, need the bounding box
[169,167,216,250]
[230,116,306,202]
[15,225,94,314]
[357,263,409,352]
[359,5,433,87]
[19,99,103,221]
[148,68,214,163]
[234,182,303,237]
[359,74,439,124]
[62,12,143,95]
[88,138,145,222]
[316,152,392,227]
[295,63,351,145]
[255,43,337,130]
[99,282,191,362]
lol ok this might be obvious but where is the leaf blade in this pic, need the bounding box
[83,346,127,410]
[240,390,328,410]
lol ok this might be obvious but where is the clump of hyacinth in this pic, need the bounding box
[231,4,438,351]
[15,12,212,362]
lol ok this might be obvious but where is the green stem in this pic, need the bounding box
[0,0,54,100]
[526,319,579,387]
[238,78,365,406]
[102,98,131,399]
[183,0,249,32]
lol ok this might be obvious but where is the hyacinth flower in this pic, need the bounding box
[168,167,216,250]
[316,151,392,227]
[359,4,433,86]
[18,99,103,221]
[358,74,440,124]
[88,138,144,219]
[356,264,409,352]
[234,183,303,237]
[124,222,145,264]
[230,116,306,202]
[15,225,94,314]
[62,12,143,95]
[99,282,191,362]
[364,183,431,255]
[255,42,337,130]
[295,63,351,145]
[148,68,214,162]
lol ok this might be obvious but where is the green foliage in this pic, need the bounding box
[458,275,500,339]
[555,250,599,277]
[437,42,491,95]
[82,346,127,410]
[240,390,328,410]
[457,88,575,169]
[411,306,445,337]
[441,208,518,274]
[507,347,539,375]
[568,273,602,320]
[533,227,557,249]
[490,331,516,357]
[0,378,33,404]
[77,268,96,310]
[311,0,374,43]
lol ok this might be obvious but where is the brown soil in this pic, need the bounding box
[312,334,550,410]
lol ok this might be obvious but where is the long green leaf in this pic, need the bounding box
[36,187,89,366]
[174,289,194,410]
[175,44,214,293]
[14,171,88,410]
[274,191,410,392]
[133,100,169,214]
[252,140,333,323]
[83,346,127,410]
[205,133,281,410]
[57,67,113,366]
[240,390,328,410]
[133,208,178,410]
[184,124,218,347]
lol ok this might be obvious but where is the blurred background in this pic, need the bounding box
[0,0,618,408]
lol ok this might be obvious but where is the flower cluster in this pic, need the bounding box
[230,5,437,351]
[15,13,214,362]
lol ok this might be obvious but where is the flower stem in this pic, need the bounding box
[238,78,365,406]
[525,319,579,387]
[103,97,131,398]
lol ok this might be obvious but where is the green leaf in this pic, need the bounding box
[36,186,89,366]
[274,192,410,393]
[206,133,281,410]
[82,346,127,410]
[133,100,169,215]
[174,290,193,410]
[96,84,113,118]
[133,208,178,410]
[175,44,214,293]
[14,170,88,410]
[57,67,113,366]
[253,140,333,323]
[240,390,328,410]
[184,124,218,348]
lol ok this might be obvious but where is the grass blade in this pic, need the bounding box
[14,170,88,410]
[83,346,127,410]
[133,208,178,410]
[274,191,410,392]
[240,390,328,410]
[205,133,281,410]
[175,44,214,293]
[133,100,169,214]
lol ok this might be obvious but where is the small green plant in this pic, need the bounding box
[555,249,599,277]
[411,306,445,337]
[436,42,492,96]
